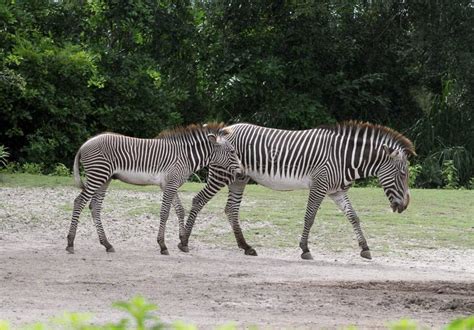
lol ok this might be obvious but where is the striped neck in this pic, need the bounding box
[333,124,401,183]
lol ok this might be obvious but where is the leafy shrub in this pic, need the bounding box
[468,177,474,190]
[50,163,71,177]
[21,162,44,175]
[0,145,9,167]
[441,160,459,189]
[408,164,422,188]
[1,162,19,174]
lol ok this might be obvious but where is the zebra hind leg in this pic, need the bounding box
[299,183,326,260]
[89,180,114,252]
[66,189,94,253]
[172,194,186,246]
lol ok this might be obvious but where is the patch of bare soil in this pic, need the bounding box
[0,187,473,329]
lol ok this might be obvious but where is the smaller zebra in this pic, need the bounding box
[66,123,242,255]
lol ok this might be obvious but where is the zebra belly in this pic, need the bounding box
[113,170,167,186]
[247,170,311,191]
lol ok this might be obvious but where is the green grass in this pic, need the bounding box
[2,173,473,253]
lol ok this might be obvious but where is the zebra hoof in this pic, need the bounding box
[106,246,115,253]
[360,249,372,260]
[244,248,258,256]
[66,246,74,254]
[161,249,170,256]
[301,252,313,260]
[178,243,189,253]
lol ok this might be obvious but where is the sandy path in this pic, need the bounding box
[0,186,473,329]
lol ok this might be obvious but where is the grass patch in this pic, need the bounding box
[2,173,473,253]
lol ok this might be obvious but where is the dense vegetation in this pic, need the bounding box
[1,0,473,187]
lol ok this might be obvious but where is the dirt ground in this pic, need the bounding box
[1,186,473,329]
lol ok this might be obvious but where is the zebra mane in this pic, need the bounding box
[322,121,416,156]
[156,122,226,139]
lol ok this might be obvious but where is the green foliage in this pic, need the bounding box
[112,296,160,330]
[388,319,419,330]
[0,145,9,167]
[0,0,473,187]
[468,177,474,190]
[446,316,474,330]
[408,164,422,188]
[0,296,473,330]
[416,146,471,188]
[50,163,71,177]
[442,160,460,189]
[21,162,44,175]
[1,162,19,174]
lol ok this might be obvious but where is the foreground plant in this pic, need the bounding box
[0,296,472,329]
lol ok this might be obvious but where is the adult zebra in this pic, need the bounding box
[66,123,242,255]
[179,121,415,260]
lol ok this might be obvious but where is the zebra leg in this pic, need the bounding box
[89,180,115,252]
[157,181,183,255]
[179,177,226,252]
[66,190,92,253]
[329,191,371,260]
[66,168,111,254]
[225,176,257,256]
[299,183,327,260]
[172,194,186,241]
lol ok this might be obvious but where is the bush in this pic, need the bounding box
[1,162,18,174]
[441,160,459,189]
[468,177,474,190]
[408,164,422,188]
[50,163,71,176]
[21,162,44,175]
[0,145,9,167]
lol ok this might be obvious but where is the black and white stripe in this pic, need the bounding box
[179,122,415,259]
[66,124,242,255]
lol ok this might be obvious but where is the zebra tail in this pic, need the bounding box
[73,150,84,189]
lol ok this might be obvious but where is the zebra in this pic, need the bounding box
[178,121,416,260]
[66,123,242,255]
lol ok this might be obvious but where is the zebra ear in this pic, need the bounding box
[208,133,218,144]
[383,144,402,159]
[220,127,231,136]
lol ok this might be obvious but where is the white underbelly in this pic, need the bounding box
[247,170,311,191]
[114,170,166,186]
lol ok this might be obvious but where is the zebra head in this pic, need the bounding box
[207,130,243,177]
[378,145,410,213]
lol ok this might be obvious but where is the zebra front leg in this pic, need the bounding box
[179,178,226,252]
[225,177,256,256]
[299,183,327,260]
[329,191,371,259]
[89,180,114,252]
